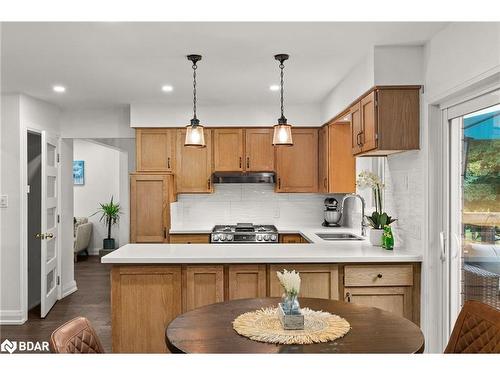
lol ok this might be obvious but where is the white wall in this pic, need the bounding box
[60,106,134,138]
[131,103,322,127]
[171,184,345,230]
[73,139,121,253]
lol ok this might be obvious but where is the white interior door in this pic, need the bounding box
[40,132,59,317]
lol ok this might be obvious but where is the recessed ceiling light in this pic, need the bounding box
[269,85,280,91]
[161,85,174,92]
[52,85,66,93]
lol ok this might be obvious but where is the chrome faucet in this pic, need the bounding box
[340,193,367,237]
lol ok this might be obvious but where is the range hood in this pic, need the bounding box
[212,172,275,184]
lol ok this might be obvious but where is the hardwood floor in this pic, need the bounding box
[0,256,112,353]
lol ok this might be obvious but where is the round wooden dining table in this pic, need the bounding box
[166,297,424,353]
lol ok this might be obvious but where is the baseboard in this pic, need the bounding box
[88,247,100,256]
[62,280,78,298]
[0,310,26,325]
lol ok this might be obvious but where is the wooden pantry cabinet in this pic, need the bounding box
[275,128,318,192]
[350,87,420,156]
[130,173,175,243]
[318,121,356,194]
[136,128,176,172]
[213,128,274,172]
[175,129,213,193]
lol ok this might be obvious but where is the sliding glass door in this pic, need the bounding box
[447,97,500,331]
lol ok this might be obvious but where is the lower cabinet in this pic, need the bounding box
[169,234,210,244]
[279,233,308,243]
[228,265,267,300]
[269,264,339,300]
[342,264,419,324]
[184,266,224,312]
[111,266,182,353]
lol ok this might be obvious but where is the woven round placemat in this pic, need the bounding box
[233,307,351,345]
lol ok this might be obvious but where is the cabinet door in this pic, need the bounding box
[176,129,213,193]
[350,102,362,155]
[269,264,339,300]
[213,128,244,171]
[130,174,170,243]
[344,286,413,321]
[318,126,329,193]
[360,90,377,153]
[136,129,175,172]
[275,128,318,192]
[169,234,210,244]
[111,266,182,353]
[184,266,224,311]
[328,122,356,193]
[228,265,267,300]
[245,128,274,171]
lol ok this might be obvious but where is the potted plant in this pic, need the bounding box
[92,196,121,250]
[356,171,397,246]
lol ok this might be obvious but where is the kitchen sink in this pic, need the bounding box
[315,232,364,241]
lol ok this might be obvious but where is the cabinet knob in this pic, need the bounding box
[377,273,383,279]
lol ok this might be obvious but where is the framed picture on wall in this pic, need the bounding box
[73,160,85,185]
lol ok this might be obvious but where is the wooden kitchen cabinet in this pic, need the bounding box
[169,234,210,244]
[319,122,356,194]
[228,265,267,300]
[279,233,308,243]
[245,128,274,171]
[175,129,213,193]
[184,266,224,312]
[111,266,182,353]
[269,264,339,300]
[351,87,420,156]
[213,128,244,171]
[136,128,176,172]
[275,128,318,192]
[343,264,418,324]
[130,173,174,243]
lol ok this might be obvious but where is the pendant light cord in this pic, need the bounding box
[280,62,284,119]
[192,62,197,121]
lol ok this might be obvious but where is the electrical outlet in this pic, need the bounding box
[0,195,8,208]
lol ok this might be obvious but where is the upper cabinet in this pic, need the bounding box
[176,129,213,193]
[245,128,274,172]
[275,128,318,193]
[213,128,245,171]
[136,128,176,172]
[350,86,420,156]
[213,128,274,172]
[319,121,356,194]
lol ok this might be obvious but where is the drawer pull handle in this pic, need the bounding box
[377,273,383,279]
[239,157,242,168]
[246,157,250,169]
[345,292,351,303]
[167,157,171,169]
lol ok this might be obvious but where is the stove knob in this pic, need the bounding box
[227,234,233,241]
[257,234,262,241]
[220,234,226,241]
[270,234,277,242]
[213,234,219,241]
[264,234,270,241]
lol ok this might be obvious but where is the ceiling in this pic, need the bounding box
[1,22,448,109]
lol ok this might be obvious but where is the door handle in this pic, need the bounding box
[167,157,171,169]
[239,157,242,169]
[452,233,461,260]
[439,231,446,262]
[278,178,281,190]
[356,132,362,146]
[207,178,211,190]
[323,177,327,189]
[246,157,250,169]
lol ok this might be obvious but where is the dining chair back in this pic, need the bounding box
[50,316,104,353]
[445,300,500,353]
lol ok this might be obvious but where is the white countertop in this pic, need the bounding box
[102,226,422,264]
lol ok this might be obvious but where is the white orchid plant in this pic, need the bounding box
[276,269,301,297]
[356,170,396,230]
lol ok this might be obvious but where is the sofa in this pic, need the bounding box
[74,217,93,261]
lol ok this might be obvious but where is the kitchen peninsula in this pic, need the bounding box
[102,228,422,353]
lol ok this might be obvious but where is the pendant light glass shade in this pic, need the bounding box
[185,119,206,148]
[272,54,293,146]
[272,122,293,146]
[184,54,206,148]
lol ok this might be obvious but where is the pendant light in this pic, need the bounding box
[272,54,293,146]
[184,54,206,147]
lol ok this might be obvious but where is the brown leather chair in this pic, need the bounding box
[445,300,500,353]
[50,316,104,353]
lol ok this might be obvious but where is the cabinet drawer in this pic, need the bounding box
[169,234,210,244]
[344,265,413,287]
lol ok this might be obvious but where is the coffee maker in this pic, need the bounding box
[322,197,342,227]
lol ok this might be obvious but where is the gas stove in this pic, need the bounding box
[211,223,279,243]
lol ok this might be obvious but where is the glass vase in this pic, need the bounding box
[282,293,300,315]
